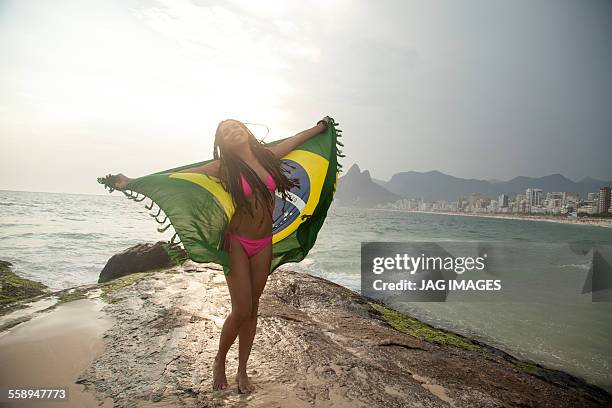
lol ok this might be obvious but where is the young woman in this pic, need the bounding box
[110,116,330,393]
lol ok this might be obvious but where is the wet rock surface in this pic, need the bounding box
[67,261,609,408]
[0,260,49,307]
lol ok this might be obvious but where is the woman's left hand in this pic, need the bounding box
[317,116,330,130]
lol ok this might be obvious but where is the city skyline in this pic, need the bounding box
[381,185,612,216]
[335,161,612,216]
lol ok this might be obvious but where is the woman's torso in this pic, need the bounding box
[226,166,276,238]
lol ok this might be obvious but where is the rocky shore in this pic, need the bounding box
[1,247,611,407]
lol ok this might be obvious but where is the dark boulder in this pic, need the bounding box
[98,242,174,283]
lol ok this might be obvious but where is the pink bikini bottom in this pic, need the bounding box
[224,231,272,258]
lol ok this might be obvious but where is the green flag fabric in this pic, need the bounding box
[98,117,344,275]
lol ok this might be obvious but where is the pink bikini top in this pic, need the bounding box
[240,172,276,199]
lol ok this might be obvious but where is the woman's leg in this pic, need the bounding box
[235,242,272,393]
[213,237,252,390]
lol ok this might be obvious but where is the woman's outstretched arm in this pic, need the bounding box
[267,117,329,159]
[176,159,221,177]
[104,158,220,191]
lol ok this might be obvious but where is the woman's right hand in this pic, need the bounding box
[98,173,131,192]
[113,173,132,191]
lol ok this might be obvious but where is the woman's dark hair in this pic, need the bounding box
[213,119,299,227]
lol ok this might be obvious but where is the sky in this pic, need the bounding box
[1,0,611,195]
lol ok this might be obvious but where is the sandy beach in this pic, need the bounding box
[0,297,115,408]
[374,208,612,228]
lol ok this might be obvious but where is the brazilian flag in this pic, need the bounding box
[98,117,344,275]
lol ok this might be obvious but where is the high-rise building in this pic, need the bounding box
[498,194,509,208]
[526,188,543,208]
[563,192,579,204]
[468,193,482,207]
[598,187,611,214]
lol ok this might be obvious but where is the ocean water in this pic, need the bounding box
[1,190,611,392]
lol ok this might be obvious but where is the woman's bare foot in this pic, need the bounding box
[235,370,256,394]
[212,355,228,390]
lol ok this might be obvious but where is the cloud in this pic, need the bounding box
[131,0,322,70]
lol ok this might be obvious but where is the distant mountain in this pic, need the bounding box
[384,171,611,201]
[371,177,387,187]
[338,165,611,205]
[577,177,612,193]
[336,164,402,207]
[499,174,590,197]
[386,171,492,201]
